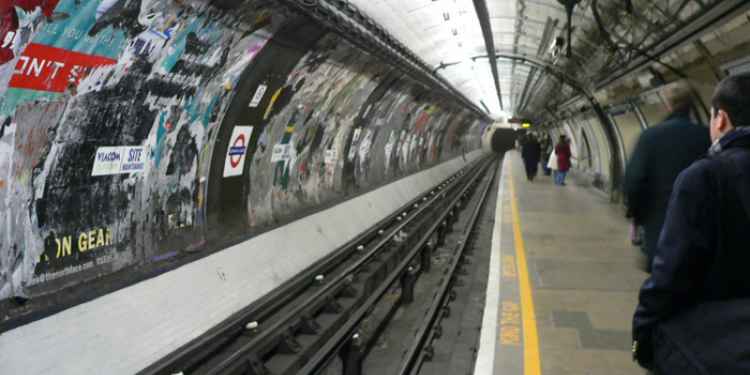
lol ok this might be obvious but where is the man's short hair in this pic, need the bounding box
[712,73,750,128]
[662,81,694,113]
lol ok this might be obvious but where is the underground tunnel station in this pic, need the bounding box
[1,1,750,374]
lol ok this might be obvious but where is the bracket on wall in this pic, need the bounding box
[433,61,462,74]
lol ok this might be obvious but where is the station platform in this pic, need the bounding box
[476,152,647,375]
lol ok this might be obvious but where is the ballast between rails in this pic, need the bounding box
[210,158,495,375]
[299,159,497,375]
[142,155,495,375]
[401,159,498,375]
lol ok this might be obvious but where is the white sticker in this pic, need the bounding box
[325,148,337,164]
[351,128,362,143]
[363,104,373,119]
[121,146,147,173]
[92,146,147,176]
[384,131,396,159]
[358,131,373,160]
[384,143,393,158]
[270,143,291,162]
[223,126,254,177]
[249,84,268,108]
[92,147,123,176]
[348,128,362,161]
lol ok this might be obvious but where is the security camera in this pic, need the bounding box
[549,37,565,58]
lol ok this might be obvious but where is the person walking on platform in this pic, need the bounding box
[521,133,542,181]
[624,82,710,272]
[554,135,571,185]
[540,133,553,176]
[632,74,750,374]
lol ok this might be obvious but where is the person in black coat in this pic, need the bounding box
[633,73,750,373]
[539,133,553,176]
[624,83,710,271]
[521,133,542,181]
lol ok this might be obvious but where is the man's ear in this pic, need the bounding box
[719,109,735,133]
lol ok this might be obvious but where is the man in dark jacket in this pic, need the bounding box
[521,133,542,181]
[624,83,710,271]
[633,73,750,373]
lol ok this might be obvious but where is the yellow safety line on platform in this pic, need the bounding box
[509,169,542,375]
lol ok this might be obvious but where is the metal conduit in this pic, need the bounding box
[472,0,504,111]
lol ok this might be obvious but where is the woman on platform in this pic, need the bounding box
[554,135,572,186]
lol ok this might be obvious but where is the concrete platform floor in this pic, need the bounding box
[487,152,647,375]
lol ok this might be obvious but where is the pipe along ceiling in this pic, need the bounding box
[347,0,745,121]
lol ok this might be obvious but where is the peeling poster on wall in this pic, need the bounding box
[9,43,118,93]
[223,126,254,177]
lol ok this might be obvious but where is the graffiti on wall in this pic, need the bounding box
[0,0,287,301]
[0,0,484,317]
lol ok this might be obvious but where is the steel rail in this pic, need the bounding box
[300,157,496,375]
[400,159,497,375]
[140,156,488,375]
[144,156,492,375]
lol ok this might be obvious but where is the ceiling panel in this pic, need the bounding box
[348,0,722,119]
[349,0,585,117]
[351,0,507,118]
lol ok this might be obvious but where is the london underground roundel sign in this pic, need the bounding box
[223,126,253,177]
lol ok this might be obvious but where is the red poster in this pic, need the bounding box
[8,43,117,93]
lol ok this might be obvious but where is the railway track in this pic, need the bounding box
[143,156,497,375]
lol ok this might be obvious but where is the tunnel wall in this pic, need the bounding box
[549,11,750,197]
[0,0,485,307]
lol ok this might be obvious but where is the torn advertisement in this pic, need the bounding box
[9,43,117,93]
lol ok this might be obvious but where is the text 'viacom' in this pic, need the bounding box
[92,146,148,176]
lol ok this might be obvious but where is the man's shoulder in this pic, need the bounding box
[675,158,718,192]
[637,123,669,142]
[648,118,705,135]
[637,120,707,150]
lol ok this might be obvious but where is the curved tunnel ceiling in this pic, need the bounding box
[349,0,732,120]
